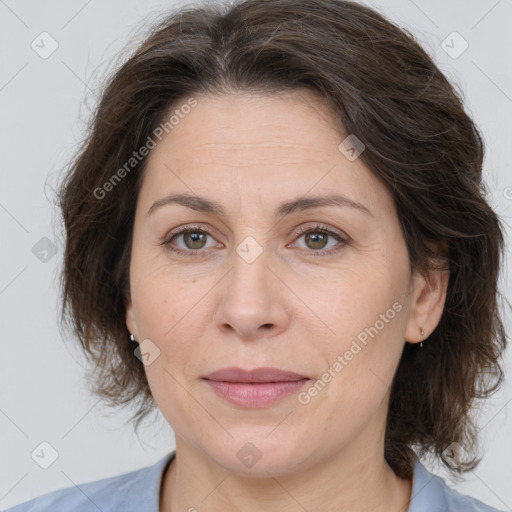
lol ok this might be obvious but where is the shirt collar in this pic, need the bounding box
[124,451,175,512]
[408,456,447,511]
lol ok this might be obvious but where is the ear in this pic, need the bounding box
[404,261,449,344]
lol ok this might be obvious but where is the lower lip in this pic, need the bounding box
[204,379,310,408]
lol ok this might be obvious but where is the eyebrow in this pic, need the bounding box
[146,192,373,218]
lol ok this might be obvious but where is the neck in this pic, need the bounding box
[160,438,412,512]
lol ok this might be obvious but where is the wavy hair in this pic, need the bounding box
[57,0,508,480]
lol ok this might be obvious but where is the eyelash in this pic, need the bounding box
[159,223,349,258]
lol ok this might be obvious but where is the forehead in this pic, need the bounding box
[161,89,345,156]
[138,90,394,218]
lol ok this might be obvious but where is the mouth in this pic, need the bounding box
[202,367,310,408]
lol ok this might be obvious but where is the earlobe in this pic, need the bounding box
[125,299,138,340]
[405,267,449,343]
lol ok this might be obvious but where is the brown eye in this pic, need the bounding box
[303,231,329,250]
[162,226,219,257]
[291,224,349,256]
[180,231,208,250]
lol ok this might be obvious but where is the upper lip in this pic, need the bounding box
[203,367,309,383]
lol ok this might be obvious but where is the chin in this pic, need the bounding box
[204,438,311,478]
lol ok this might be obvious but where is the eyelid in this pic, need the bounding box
[160,224,222,249]
[291,222,347,240]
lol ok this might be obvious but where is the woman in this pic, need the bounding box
[6,0,508,510]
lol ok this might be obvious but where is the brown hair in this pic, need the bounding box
[57,0,508,480]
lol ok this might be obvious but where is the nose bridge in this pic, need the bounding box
[214,233,290,338]
[229,233,273,304]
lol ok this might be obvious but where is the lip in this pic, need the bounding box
[203,366,308,383]
[203,367,310,408]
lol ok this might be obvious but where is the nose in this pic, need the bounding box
[214,246,291,341]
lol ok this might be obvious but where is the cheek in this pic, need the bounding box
[131,267,207,371]
[303,262,406,343]
[130,250,191,331]
[302,290,406,443]
[301,258,409,400]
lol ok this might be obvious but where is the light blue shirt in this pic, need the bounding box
[4,451,506,511]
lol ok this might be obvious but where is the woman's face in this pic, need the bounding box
[126,90,437,476]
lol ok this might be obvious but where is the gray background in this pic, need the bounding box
[1,0,511,510]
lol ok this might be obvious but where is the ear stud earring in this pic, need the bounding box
[419,326,425,348]
[130,333,136,342]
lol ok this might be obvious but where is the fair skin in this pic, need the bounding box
[125,90,448,512]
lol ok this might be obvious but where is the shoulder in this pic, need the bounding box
[4,452,175,512]
[410,458,506,512]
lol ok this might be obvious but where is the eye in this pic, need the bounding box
[160,225,220,257]
[289,223,349,256]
